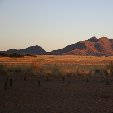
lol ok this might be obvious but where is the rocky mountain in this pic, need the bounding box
[51,37,113,56]
[1,37,113,56]
[1,45,46,55]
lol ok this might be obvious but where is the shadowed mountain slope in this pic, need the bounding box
[3,45,46,55]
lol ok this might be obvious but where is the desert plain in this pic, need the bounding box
[0,55,113,113]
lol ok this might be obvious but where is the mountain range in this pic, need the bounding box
[1,37,113,56]
[0,45,46,55]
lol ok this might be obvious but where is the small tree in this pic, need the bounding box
[105,69,111,85]
[0,65,6,75]
[52,66,60,77]
[84,70,90,83]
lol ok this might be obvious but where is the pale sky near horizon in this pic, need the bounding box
[0,0,113,52]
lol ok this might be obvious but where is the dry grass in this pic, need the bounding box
[0,55,113,76]
[0,55,113,113]
[0,55,113,65]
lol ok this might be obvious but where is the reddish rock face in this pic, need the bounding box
[52,37,113,56]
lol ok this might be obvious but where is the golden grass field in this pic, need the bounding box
[0,55,113,113]
[0,55,113,65]
[0,55,113,76]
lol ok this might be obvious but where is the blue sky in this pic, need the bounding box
[0,0,113,51]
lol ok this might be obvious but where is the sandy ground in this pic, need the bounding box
[0,76,113,113]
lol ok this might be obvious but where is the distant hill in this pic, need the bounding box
[51,37,113,56]
[1,37,113,56]
[0,45,46,55]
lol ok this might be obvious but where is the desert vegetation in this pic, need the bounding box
[0,55,113,113]
[0,55,113,77]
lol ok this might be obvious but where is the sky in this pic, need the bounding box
[0,0,113,52]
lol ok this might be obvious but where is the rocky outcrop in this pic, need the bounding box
[4,45,46,55]
[51,37,113,56]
